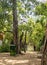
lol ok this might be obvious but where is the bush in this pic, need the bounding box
[36,43,41,51]
[10,50,16,56]
[0,44,10,52]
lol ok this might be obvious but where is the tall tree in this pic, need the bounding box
[41,24,47,65]
[12,0,19,54]
[35,2,47,65]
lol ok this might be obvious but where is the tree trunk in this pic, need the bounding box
[41,24,47,65]
[24,31,27,52]
[19,32,24,53]
[12,0,19,54]
[41,40,47,65]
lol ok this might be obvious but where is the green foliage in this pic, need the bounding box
[31,22,45,50]
[35,3,47,17]
[0,0,47,52]
[34,2,47,50]
[0,44,10,52]
[10,50,16,56]
[18,16,46,51]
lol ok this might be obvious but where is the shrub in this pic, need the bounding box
[0,44,10,52]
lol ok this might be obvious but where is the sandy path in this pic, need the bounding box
[0,51,41,65]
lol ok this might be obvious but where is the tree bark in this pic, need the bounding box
[41,40,47,65]
[24,31,27,52]
[12,0,19,54]
[41,24,47,65]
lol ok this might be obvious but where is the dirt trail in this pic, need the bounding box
[0,51,41,65]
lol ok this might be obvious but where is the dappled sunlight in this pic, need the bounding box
[0,60,2,62]
[0,57,29,65]
[0,63,5,65]
[5,59,29,64]
[0,0,47,65]
[0,52,41,65]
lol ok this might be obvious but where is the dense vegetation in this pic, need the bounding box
[0,0,47,52]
